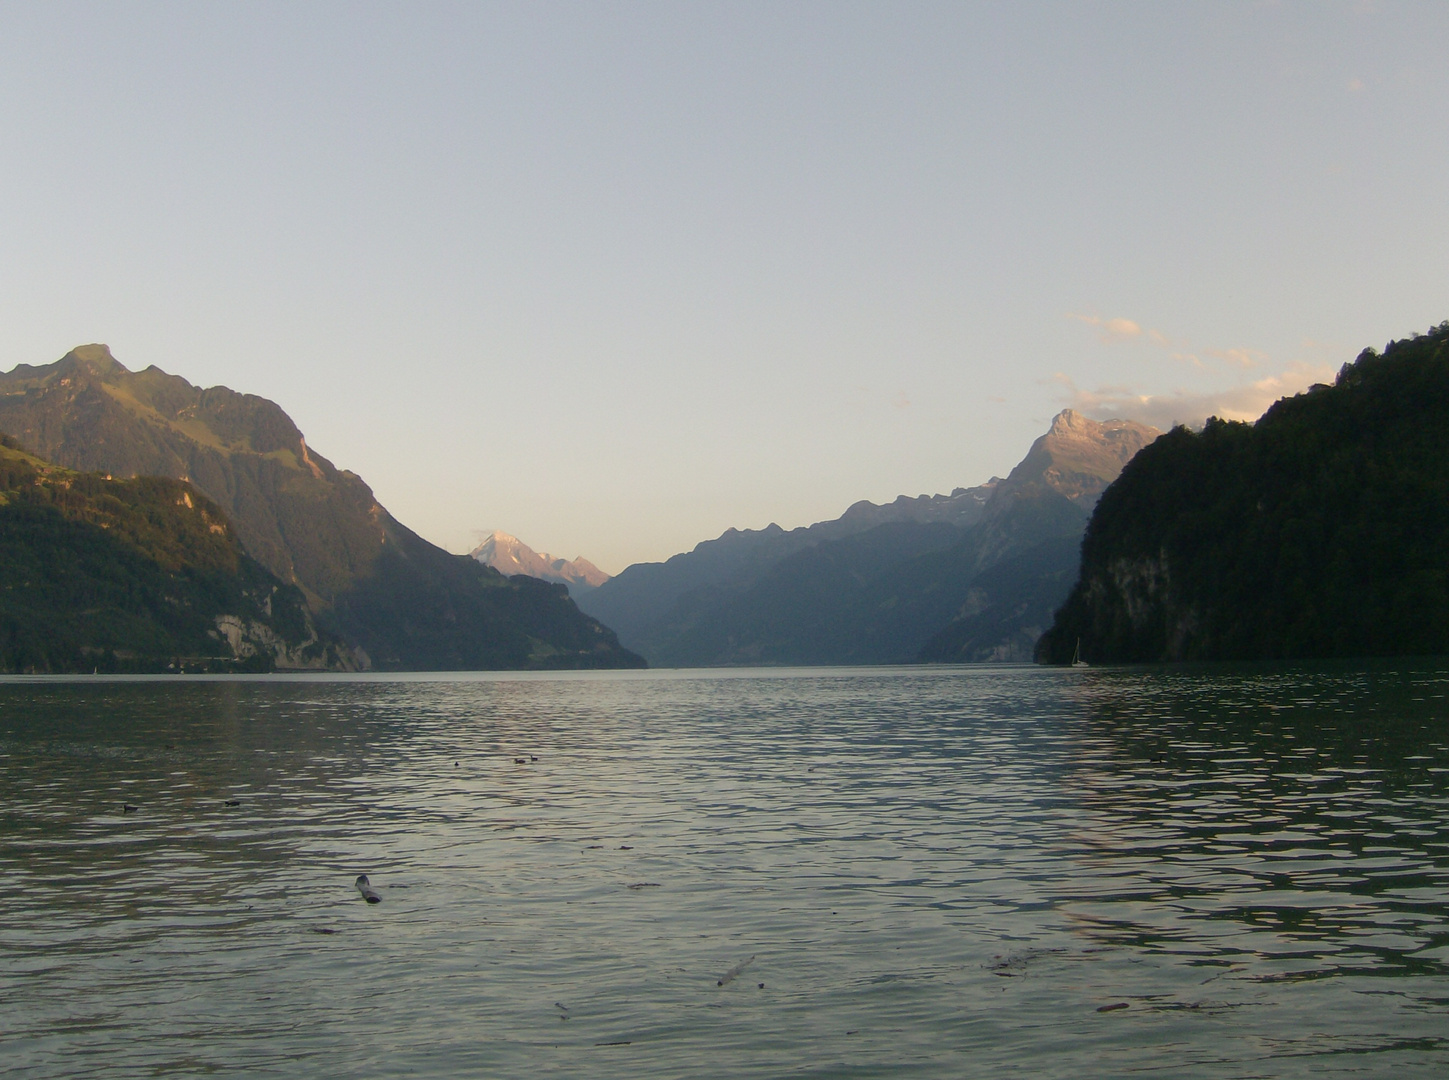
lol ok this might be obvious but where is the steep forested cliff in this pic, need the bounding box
[1038,323,1449,664]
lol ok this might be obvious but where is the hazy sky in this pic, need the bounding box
[2,2,1446,571]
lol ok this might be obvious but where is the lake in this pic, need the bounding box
[2,663,1447,1078]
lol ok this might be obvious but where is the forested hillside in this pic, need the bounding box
[1038,323,1449,664]
[0,435,347,672]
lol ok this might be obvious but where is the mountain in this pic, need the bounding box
[576,411,1159,665]
[0,346,644,670]
[0,434,348,673]
[575,480,999,648]
[914,535,1083,663]
[471,531,610,597]
[1038,323,1449,664]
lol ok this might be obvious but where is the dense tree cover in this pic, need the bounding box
[0,436,334,672]
[1038,322,1449,664]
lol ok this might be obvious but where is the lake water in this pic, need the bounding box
[2,664,1448,1078]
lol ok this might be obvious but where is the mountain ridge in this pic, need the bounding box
[0,346,645,671]
[576,410,1160,665]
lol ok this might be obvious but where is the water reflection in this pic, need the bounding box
[1055,664,1449,1039]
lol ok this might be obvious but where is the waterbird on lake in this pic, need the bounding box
[121,803,137,813]
[355,875,382,903]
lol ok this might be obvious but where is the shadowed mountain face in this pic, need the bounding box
[576,411,1160,665]
[576,480,1000,647]
[0,434,348,673]
[0,346,644,671]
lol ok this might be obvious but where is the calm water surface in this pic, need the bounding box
[2,664,1448,1078]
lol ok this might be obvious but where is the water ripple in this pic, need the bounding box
[1,664,1447,1077]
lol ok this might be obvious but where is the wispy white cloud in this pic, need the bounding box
[1205,346,1267,369]
[1068,313,1146,343]
[1051,362,1337,430]
[1067,312,1264,370]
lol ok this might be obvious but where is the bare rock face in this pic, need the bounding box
[471,531,610,596]
[991,410,1162,509]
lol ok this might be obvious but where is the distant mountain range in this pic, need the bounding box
[0,346,644,671]
[0,433,347,673]
[575,410,1160,665]
[471,531,610,597]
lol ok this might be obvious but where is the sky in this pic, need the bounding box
[2,2,1447,572]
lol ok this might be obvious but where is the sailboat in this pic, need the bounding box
[1071,638,1088,668]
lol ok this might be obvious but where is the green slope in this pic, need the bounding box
[0,436,346,672]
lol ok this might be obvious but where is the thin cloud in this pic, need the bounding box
[1068,313,1145,343]
[1205,346,1266,369]
[1053,362,1336,430]
[1068,313,1265,370]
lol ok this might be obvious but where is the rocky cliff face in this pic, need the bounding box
[990,409,1161,508]
[471,531,610,596]
[0,346,644,671]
